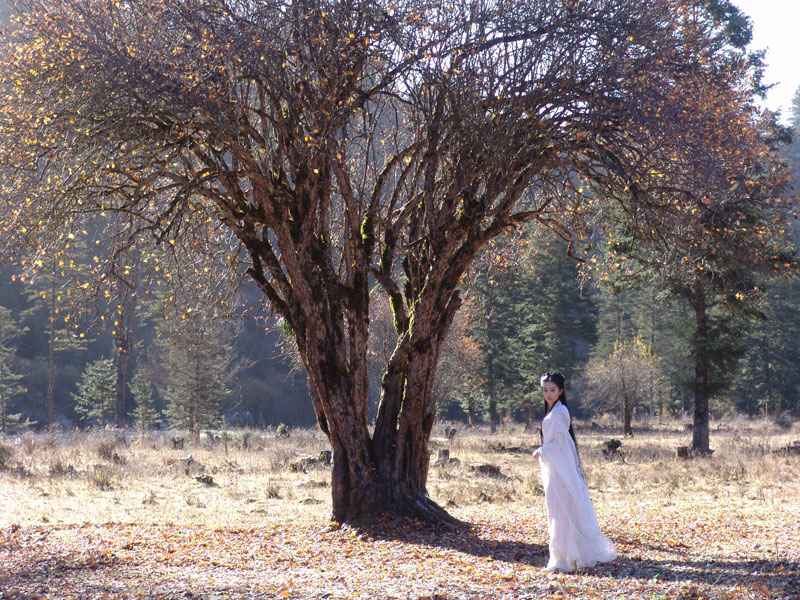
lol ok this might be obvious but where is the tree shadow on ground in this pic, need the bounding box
[351,515,549,567]
[354,517,799,596]
[346,516,543,565]
[588,553,799,596]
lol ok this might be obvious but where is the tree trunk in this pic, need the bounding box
[759,327,769,418]
[115,342,130,428]
[321,356,452,524]
[191,358,200,441]
[622,396,633,437]
[303,292,465,526]
[692,283,711,454]
[114,297,136,429]
[620,368,633,436]
[467,398,477,427]
[486,353,498,434]
[47,277,56,428]
[524,400,535,432]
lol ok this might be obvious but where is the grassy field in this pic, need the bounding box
[1,418,799,599]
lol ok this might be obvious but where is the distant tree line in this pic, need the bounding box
[433,227,800,430]
[0,258,313,434]
[3,89,800,437]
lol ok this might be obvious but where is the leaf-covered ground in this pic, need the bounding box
[2,497,798,600]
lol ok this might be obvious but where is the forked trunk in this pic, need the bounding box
[317,345,464,525]
[307,294,464,526]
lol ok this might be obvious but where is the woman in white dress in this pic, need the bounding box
[532,372,617,572]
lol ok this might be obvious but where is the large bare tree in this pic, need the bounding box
[0,0,770,522]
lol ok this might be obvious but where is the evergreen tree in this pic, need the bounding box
[106,246,141,430]
[129,369,161,430]
[471,233,595,428]
[730,277,800,417]
[0,306,28,435]
[790,86,800,131]
[22,228,90,426]
[515,236,596,422]
[590,283,694,418]
[153,315,241,438]
[72,358,116,426]
[591,286,637,360]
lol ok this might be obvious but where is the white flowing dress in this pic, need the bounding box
[536,401,617,571]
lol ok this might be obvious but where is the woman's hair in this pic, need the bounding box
[540,372,578,449]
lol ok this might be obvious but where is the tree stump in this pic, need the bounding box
[774,441,800,456]
[468,462,504,477]
[602,439,624,459]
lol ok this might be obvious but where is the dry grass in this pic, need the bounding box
[0,427,336,527]
[2,418,799,599]
[1,417,798,528]
[428,417,800,514]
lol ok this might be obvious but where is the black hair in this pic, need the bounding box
[540,372,578,449]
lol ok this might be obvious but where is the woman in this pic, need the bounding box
[532,372,617,572]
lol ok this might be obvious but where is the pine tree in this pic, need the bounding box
[73,358,116,426]
[515,236,596,420]
[730,277,800,417]
[0,306,28,435]
[790,86,800,131]
[154,316,240,438]
[22,230,90,426]
[129,369,161,430]
[471,233,595,428]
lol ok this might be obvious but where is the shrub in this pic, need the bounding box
[90,465,114,490]
[0,443,13,469]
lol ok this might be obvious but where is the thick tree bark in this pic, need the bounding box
[303,290,465,525]
[692,283,711,454]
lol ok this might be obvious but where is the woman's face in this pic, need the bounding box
[542,382,562,408]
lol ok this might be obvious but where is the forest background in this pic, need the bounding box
[1,90,799,437]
